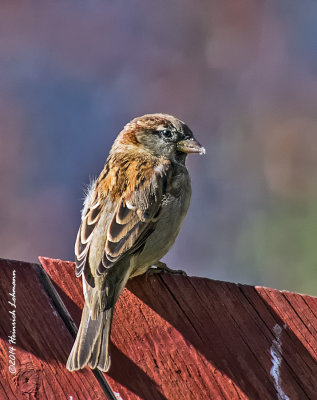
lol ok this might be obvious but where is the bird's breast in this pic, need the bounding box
[135,170,192,268]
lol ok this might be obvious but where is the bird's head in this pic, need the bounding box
[112,113,205,162]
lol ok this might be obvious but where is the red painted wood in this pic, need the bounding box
[0,258,108,400]
[40,257,317,400]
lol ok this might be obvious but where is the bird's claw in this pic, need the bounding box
[146,262,187,279]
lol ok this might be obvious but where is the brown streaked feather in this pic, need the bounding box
[75,151,171,280]
[95,150,167,202]
[97,162,169,275]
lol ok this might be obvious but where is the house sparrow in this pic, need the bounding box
[66,113,205,372]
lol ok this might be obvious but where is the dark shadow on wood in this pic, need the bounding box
[109,345,168,400]
[47,275,168,400]
[126,274,317,399]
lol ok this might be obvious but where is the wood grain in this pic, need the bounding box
[0,258,110,400]
[40,257,317,400]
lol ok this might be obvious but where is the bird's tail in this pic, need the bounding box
[66,303,113,372]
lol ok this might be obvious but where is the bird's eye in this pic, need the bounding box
[158,129,172,139]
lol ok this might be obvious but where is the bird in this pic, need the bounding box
[66,113,205,372]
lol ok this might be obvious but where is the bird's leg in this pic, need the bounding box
[146,261,187,277]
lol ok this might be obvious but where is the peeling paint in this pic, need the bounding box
[270,324,290,400]
[114,392,123,400]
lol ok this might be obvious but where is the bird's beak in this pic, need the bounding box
[177,138,206,155]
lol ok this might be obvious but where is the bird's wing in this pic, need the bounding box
[74,181,104,277]
[75,161,170,279]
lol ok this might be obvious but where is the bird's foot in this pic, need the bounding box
[146,261,187,278]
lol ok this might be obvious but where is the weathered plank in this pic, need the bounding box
[0,258,111,400]
[40,257,317,400]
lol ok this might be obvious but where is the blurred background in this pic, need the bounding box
[1,0,317,295]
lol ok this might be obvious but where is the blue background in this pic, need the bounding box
[1,0,317,295]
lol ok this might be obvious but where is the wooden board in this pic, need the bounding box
[40,257,317,400]
[0,258,111,400]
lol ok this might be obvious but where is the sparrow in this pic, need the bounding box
[66,113,205,372]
